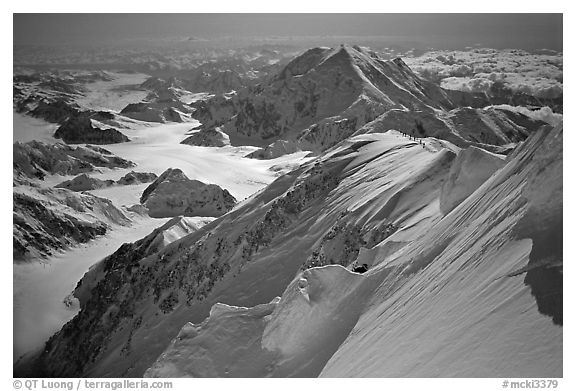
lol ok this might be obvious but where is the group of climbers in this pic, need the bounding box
[398,130,426,147]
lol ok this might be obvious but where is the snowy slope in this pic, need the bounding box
[13,111,59,143]
[143,124,561,378]
[439,146,505,214]
[321,124,562,377]
[32,130,462,377]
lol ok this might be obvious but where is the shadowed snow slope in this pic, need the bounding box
[439,146,505,214]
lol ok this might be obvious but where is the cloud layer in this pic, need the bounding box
[490,104,562,126]
[405,48,563,100]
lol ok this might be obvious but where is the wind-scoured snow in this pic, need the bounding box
[321,125,562,377]
[145,264,376,378]
[142,125,561,378]
[439,146,505,214]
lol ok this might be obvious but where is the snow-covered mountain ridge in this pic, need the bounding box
[191,45,547,159]
[13,41,562,379]
[147,123,563,378]
[24,120,562,377]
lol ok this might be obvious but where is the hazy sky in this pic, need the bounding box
[13,14,563,50]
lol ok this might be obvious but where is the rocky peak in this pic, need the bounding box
[54,114,130,145]
[139,168,236,218]
[140,168,188,204]
[276,47,332,80]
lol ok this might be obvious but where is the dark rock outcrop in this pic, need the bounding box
[29,99,82,124]
[117,171,158,186]
[13,186,130,262]
[180,127,231,147]
[54,115,130,145]
[55,171,159,192]
[13,141,135,180]
[55,174,115,192]
[120,88,193,123]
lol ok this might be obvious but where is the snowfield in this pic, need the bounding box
[74,72,150,112]
[71,121,312,207]
[13,111,59,143]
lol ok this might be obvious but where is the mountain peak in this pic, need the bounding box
[392,57,409,68]
[277,47,332,80]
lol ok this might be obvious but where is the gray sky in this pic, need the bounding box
[13,14,563,50]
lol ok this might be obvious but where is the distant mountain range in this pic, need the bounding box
[191,45,547,158]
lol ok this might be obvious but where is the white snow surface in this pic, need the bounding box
[145,126,562,377]
[13,111,59,143]
[322,126,562,377]
[439,146,505,215]
[35,120,312,210]
[145,265,373,377]
[13,215,170,361]
[74,72,150,112]
[72,121,311,207]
